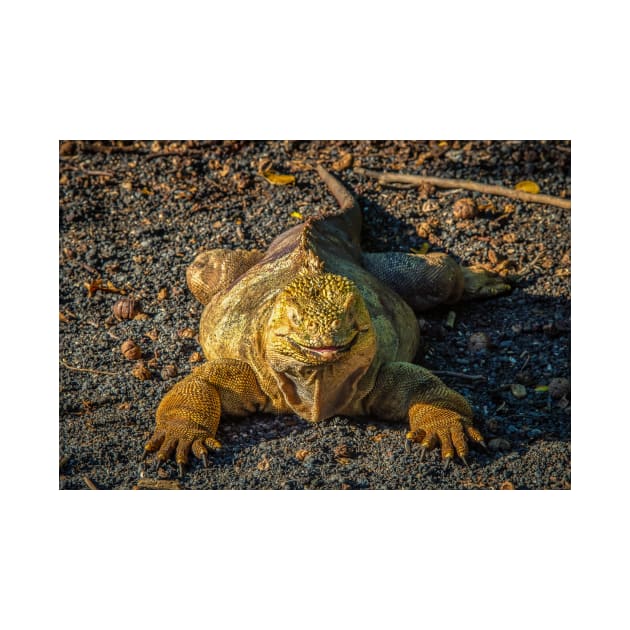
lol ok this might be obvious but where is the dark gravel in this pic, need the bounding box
[59,140,570,490]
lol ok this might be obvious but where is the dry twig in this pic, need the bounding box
[355,167,571,209]
[83,476,98,490]
[60,359,118,377]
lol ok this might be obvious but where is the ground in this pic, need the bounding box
[59,140,570,489]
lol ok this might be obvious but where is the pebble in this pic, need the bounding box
[488,438,511,451]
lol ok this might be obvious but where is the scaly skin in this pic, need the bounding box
[144,165,510,473]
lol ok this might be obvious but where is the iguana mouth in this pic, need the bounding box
[287,333,358,360]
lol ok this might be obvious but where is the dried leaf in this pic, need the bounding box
[295,449,310,461]
[84,278,126,298]
[515,180,540,194]
[261,169,296,186]
[157,287,168,301]
[290,211,303,220]
[257,455,270,471]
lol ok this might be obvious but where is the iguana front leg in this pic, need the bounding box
[144,359,268,475]
[364,362,485,464]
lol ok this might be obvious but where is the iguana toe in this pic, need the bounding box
[462,264,512,300]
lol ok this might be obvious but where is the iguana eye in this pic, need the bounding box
[287,306,301,327]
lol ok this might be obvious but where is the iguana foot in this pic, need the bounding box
[144,422,222,472]
[461,264,511,300]
[407,404,485,464]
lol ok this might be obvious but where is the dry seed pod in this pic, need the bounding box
[161,365,178,380]
[189,351,203,363]
[120,339,142,360]
[113,297,140,321]
[452,198,477,220]
[132,361,152,380]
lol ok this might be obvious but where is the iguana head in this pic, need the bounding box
[267,272,374,367]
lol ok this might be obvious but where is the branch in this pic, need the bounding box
[355,167,571,209]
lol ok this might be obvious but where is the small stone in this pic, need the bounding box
[468,332,491,352]
[510,383,527,399]
[548,377,570,399]
[488,438,511,451]
[157,287,168,301]
[452,198,477,220]
[189,351,203,363]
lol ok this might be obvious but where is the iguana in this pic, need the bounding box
[144,165,510,475]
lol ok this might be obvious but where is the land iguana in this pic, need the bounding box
[144,165,510,475]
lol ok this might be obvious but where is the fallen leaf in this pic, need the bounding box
[260,168,296,186]
[295,449,310,461]
[534,385,549,392]
[84,278,126,298]
[157,287,168,301]
[515,180,540,194]
[290,211,303,220]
